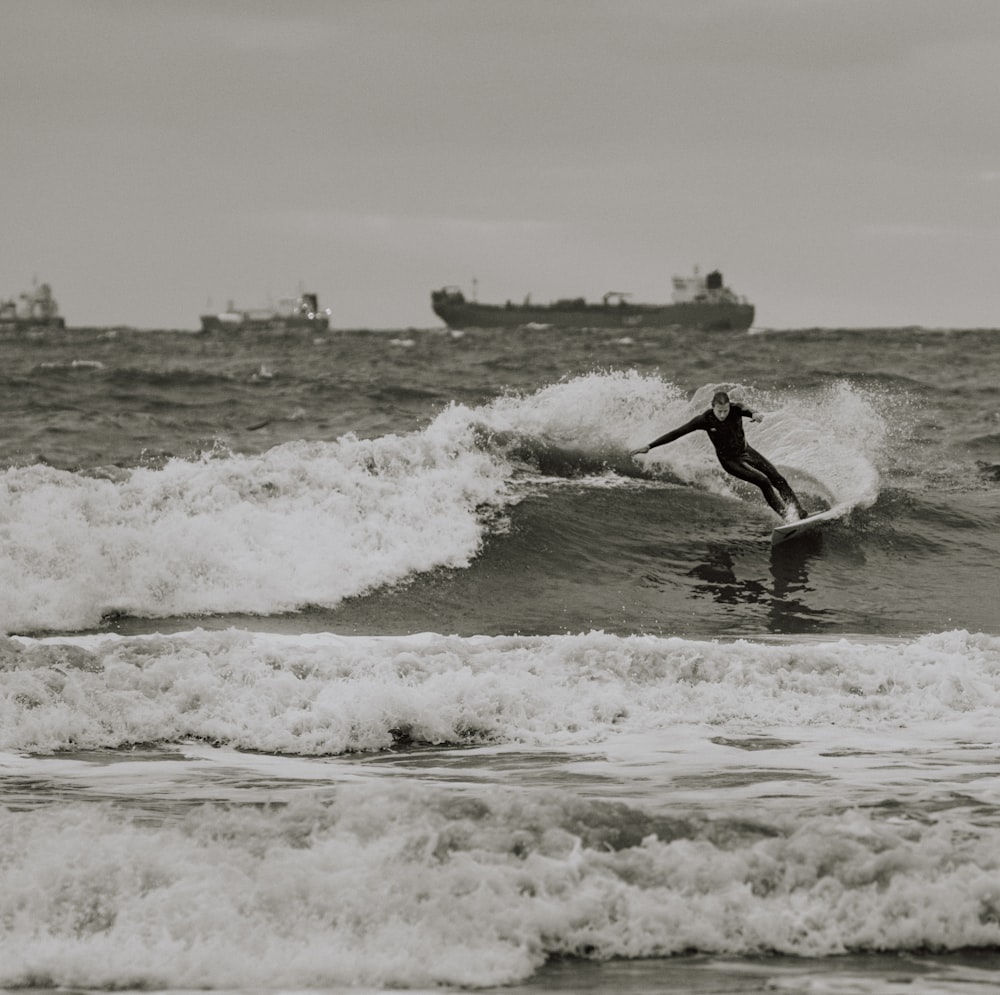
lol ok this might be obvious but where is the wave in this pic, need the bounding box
[2,629,1000,988]
[3,781,1000,989]
[25,363,236,389]
[806,368,936,392]
[3,628,997,756]
[0,372,890,634]
[967,432,1000,452]
[0,429,510,633]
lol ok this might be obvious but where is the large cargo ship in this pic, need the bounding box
[431,267,754,331]
[0,280,66,330]
[200,291,330,333]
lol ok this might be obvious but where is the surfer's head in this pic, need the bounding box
[711,391,731,420]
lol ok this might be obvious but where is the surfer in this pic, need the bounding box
[630,391,805,522]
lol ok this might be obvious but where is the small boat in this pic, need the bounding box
[431,267,754,332]
[0,280,66,330]
[200,292,330,332]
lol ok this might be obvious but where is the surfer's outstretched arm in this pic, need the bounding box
[630,413,705,457]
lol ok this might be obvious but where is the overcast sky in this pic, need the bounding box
[2,0,998,330]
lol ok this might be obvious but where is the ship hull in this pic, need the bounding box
[431,300,754,332]
[0,317,66,331]
[199,314,330,333]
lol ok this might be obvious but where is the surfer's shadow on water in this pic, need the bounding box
[686,539,833,631]
[686,546,770,606]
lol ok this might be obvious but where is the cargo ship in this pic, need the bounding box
[0,280,66,330]
[431,267,754,331]
[200,291,330,332]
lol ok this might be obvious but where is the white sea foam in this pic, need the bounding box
[2,777,1000,989]
[2,628,1000,989]
[0,428,511,633]
[2,628,998,755]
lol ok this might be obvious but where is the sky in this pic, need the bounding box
[2,0,998,330]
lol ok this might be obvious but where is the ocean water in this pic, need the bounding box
[1,321,1000,994]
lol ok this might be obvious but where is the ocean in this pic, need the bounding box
[2,321,1000,994]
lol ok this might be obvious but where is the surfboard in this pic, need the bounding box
[770,506,844,546]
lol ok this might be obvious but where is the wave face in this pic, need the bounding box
[1,363,996,637]
[2,324,1000,992]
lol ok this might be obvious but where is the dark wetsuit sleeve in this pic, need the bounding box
[647,412,707,450]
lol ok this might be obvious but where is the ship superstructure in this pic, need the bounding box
[200,291,330,332]
[0,280,66,330]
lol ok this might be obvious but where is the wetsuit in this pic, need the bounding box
[646,403,802,518]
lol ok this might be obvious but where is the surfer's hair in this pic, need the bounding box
[712,391,730,405]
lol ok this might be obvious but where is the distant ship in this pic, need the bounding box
[200,291,330,332]
[431,267,754,332]
[0,280,66,330]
